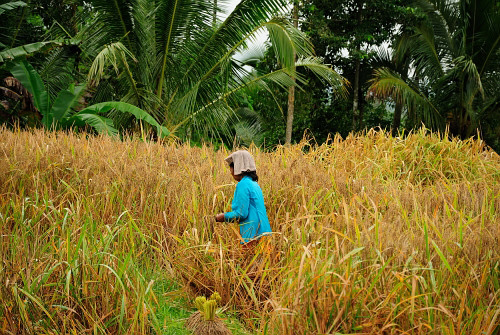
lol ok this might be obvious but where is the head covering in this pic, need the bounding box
[224,150,256,175]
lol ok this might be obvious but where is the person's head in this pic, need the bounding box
[229,162,258,182]
[225,150,259,182]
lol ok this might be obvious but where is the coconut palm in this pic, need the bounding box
[72,0,345,139]
[367,36,415,136]
[368,0,500,138]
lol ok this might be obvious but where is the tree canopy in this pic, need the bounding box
[0,0,499,150]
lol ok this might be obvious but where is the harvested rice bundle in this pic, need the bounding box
[186,292,231,335]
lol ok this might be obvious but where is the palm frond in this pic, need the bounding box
[234,118,263,146]
[155,0,213,98]
[266,17,314,68]
[132,0,156,88]
[173,100,233,137]
[168,82,201,124]
[38,48,75,101]
[87,0,134,48]
[295,57,347,96]
[234,42,267,67]
[71,112,118,136]
[87,42,137,87]
[169,31,336,128]
[0,1,26,15]
[77,0,345,138]
[411,24,445,78]
[369,47,394,68]
[177,0,287,86]
[81,101,170,137]
[415,0,456,57]
[163,16,314,122]
[475,0,500,75]
[368,67,443,129]
[456,56,484,99]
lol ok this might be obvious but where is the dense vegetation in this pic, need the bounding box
[0,0,342,143]
[1,127,500,334]
[1,0,499,333]
[1,0,499,149]
[254,0,500,149]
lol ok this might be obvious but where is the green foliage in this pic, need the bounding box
[0,40,79,63]
[203,299,217,321]
[0,0,52,69]
[1,0,347,142]
[193,292,222,321]
[194,296,207,312]
[242,46,352,147]
[368,67,442,129]
[242,0,418,147]
[369,0,500,147]
[79,102,170,137]
[7,59,170,137]
[0,1,26,16]
[70,112,118,136]
[9,59,49,118]
[74,0,343,141]
[301,0,416,128]
[1,0,498,147]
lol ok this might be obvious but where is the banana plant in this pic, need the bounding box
[8,59,169,137]
[0,40,80,64]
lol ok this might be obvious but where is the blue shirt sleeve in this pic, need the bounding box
[224,182,249,222]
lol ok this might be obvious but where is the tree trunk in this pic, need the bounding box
[358,91,365,129]
[351,53,361,131]
[286,84,295,145]
[351,2,362,131]
[392,100,402,137]
[285,0,299,146]
[393,60,410,136]
[213,0,217,27]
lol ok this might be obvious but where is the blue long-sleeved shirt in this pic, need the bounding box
[224,176,272,242]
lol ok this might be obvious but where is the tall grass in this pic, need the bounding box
[1,126,499,334]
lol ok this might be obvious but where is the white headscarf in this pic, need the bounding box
[224,150,256,175]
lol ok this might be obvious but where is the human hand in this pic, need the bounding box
[215,213,225,222]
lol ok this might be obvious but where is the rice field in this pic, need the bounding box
[1,126,499,334]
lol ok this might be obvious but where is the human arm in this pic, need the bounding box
[222,182,250,222]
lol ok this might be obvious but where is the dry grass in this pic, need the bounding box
[0,126,499,334]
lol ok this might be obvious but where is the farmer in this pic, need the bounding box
[215,150,272,250]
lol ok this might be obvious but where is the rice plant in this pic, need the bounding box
[0,126,499,334]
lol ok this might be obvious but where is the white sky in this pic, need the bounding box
[219,0,239,18]
[218,0,272,47]
[220,0,392,67]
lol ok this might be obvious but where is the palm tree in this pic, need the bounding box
[367,40,412,137]
[71,0,345,139]
[368,0,500,138]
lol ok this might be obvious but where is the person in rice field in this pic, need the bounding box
[215,150,272,251]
